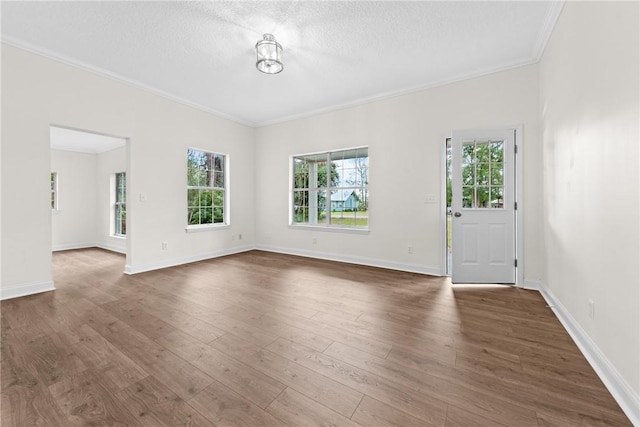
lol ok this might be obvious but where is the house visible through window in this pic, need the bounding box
[51,172,58,209]
[292,147,368,228]
[187,149,226,227]
[114,172,126,236]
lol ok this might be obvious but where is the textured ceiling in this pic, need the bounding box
[1,1,563,126]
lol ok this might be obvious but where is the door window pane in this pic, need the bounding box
[460,140,504,209]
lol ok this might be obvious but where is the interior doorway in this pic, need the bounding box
[50,125,130,263]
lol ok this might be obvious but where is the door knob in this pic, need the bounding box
[454,212,462,217]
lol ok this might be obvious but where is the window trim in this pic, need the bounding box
[289,146,369,231]
[185,148,230,232]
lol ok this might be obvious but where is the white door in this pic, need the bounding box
[451,129,516,284]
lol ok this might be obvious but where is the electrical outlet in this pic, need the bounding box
[161,241,168,250]
[407,245,414,254]
[312,237,317,244]
[588,299,595,319]
[238,233,242,240]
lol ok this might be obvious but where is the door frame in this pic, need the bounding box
[440,125,524,286]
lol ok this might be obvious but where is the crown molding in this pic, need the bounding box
[0,37,256,127]
[255,57,539,127]
[532,0,566,61]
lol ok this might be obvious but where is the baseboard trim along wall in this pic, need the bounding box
[255,244,442,277]
[52,242,96,252]
[0,280,56,300]
[124,245,254,275]
[539,283,640,426]
[95,242,126,255]
[52,242,126,254]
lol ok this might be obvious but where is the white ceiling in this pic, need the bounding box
[50,126,126,154]
[1,1,563,127]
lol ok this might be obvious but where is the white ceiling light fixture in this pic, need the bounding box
[256,33,283,74]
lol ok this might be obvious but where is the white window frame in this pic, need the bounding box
[51,172,58,210]
[114,172,126,237]
[186,148,229,232]
[290,146,369,233]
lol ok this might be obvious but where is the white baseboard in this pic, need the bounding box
[95,242,126,255]
[1,280,56,300]
[52,242,95,252]
[255,244,442,276]
[539,283,640,426]
[53,241,126,254]
[124,245,255,275]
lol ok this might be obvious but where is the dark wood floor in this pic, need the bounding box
[1,248,630,426]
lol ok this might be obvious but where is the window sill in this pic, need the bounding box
[111,234,126,240]
[288,224,370,235]
[185,224,230,233]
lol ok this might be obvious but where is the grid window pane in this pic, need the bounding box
[477,163,489,185]
[491,187,504,208]
[462,186,473,208]
[317,190,327,223]
[462,143,475,165]
[114,172,126,236]
[292,148,368,228]
[476,142,490,162]
[462,164,474,186]
[51,172,57,209]
[459,140,505,209]
[293,190,309,223]
[187,149,226,226]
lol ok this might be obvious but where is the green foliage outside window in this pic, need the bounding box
[187,149,225,225]
[461,141,504,208]
[292,148,368,227]
[115,172,126,235]
[293,160,339,223]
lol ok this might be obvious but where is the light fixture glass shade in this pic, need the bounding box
[256,34,283,74]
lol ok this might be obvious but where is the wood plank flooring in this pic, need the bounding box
[1,248,631,426]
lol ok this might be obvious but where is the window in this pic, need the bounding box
[461,140,504,208]
[187,149,226,227]
[50,172,58,209]
[114,172,126,236]
[292,147,368,228]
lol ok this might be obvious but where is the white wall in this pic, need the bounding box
[1,44,255,298]
[51,149,99,249]
[97,146,127,253]
[255,65,542,278]
[539,0,639,419]
[51,145,128,253]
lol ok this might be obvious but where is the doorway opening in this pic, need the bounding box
[50,125,130,269]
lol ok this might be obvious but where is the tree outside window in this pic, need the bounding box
[187,149,226,226]
[292,147,368,228]
[114,172,126,236]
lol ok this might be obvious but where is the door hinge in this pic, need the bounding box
[515,145,518,154]
[514,201,518,210]
[515,259,518,268]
